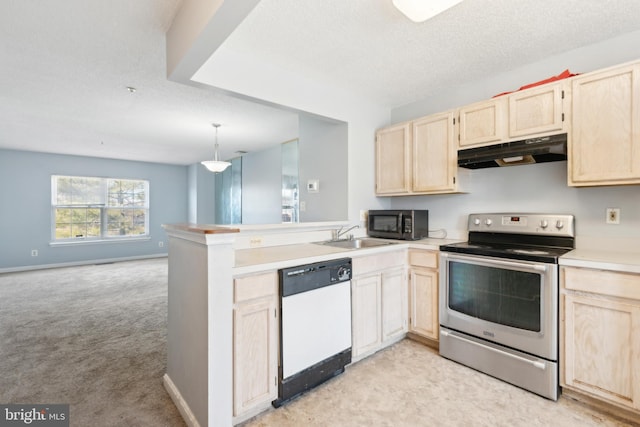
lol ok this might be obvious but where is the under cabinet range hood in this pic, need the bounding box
[458,133,567,169]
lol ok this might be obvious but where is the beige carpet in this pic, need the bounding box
[0,258,184,427]
[1,259,637,427]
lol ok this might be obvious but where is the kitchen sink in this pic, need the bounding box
[316,238,397,249]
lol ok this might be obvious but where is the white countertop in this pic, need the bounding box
[560,249,640,274]
[233,237,462,275]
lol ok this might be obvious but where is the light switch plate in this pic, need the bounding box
[307,179,319,193]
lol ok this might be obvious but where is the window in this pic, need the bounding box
[52,175,149,242]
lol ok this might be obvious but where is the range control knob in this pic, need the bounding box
[485,219,493,226]
[556,220,564,229]
[540,220,549,229]
[473,218,481,226]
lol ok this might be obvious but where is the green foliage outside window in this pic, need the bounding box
[52,175,149,241]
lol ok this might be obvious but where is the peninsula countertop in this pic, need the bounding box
[233,237,463,275]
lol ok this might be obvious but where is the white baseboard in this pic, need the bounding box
[163,373,201,427]
[0,253,168,274]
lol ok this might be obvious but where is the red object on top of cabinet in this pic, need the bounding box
[493,69,579,97]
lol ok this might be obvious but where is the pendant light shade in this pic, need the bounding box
[392,0,463,22]
[201,123,231,173]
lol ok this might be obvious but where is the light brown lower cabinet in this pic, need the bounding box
[561,266,640,414]
[232,272,279,422]
[408,249,439,341]
[351,251,407,360]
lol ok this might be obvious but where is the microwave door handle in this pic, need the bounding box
[441,252,548,273]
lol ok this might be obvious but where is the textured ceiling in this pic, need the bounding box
[220,0,640,107]
[2,0,640,164]
[0,0,298,164]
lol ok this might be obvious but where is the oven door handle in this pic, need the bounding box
[441,329,547,370]
[440,252,548,273]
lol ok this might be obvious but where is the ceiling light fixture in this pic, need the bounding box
[201,123,231,173]
[392,0,463,22]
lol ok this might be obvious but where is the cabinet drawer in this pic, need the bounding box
[353,250,406,275]
[562,267,640,301]
[234,272,278,303]
[408,249,438,269]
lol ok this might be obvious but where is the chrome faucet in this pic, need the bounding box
[332,225,360,241]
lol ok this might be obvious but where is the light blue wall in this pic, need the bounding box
[299,115,348,222]
[388,30,640,244]
[242,144,282,224]
[0,149,188,270]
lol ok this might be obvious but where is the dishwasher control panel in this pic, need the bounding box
[280,258,352,297]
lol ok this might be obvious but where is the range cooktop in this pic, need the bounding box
[440,213,575,263]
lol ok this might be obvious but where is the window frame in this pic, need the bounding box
[51,175,150,243]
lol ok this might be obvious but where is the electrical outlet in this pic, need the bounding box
[31,249,38,257]
[300,201,306,212]
[606,208,620,224]
[359,210,368,222]
[158,241,164,248]
[249,237,263,248]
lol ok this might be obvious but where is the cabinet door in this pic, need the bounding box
[375,123,411,195]
[508,82,564,138]
[409,267,439,340]
[412,111,457,193]
[351,275,382,358]
[563,293,640,411]
[233,297,278,417]
[381,267,407,342]
[458,97,506,148]
[570,63,640,185]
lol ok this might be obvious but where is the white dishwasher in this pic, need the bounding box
[273,258,352,407]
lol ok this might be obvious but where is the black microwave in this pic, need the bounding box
[367,210,429,240]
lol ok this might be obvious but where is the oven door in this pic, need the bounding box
[439,252,558,360]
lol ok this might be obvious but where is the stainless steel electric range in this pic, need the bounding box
[439,213,575,400]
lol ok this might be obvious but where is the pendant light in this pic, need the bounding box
[392,0,463,22]
[201,123,231,173]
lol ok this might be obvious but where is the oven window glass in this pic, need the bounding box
[448,262,541,331]
[371,215,399,232]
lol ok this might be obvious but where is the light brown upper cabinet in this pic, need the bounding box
[508,82,565,138]
[375,122,411,194]
[569,61,640,186]
[458,97,507,148]
[458,81,567,150]
[375,111,458,196]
